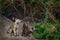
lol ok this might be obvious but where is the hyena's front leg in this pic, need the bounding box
[13,28,19,36]
[15,28,19,36]
[13,28,17,36]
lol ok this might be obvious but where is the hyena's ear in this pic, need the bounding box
[12,17,15,20]
[12,17,15,22]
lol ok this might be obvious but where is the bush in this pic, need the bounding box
[32,23,60,40]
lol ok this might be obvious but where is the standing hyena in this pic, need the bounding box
[7,17,22,36]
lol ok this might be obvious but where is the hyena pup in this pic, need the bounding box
[22,22,35,37]
[7,17,22,36]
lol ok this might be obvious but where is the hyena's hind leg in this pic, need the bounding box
[7,27,12,34]
[7,27,14,36]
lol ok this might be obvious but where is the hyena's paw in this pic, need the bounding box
[14,33,19,36]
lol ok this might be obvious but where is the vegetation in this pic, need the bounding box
[33,22,60,40]
[0,0,60,40]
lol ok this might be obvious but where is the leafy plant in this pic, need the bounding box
[33,23,60,40]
